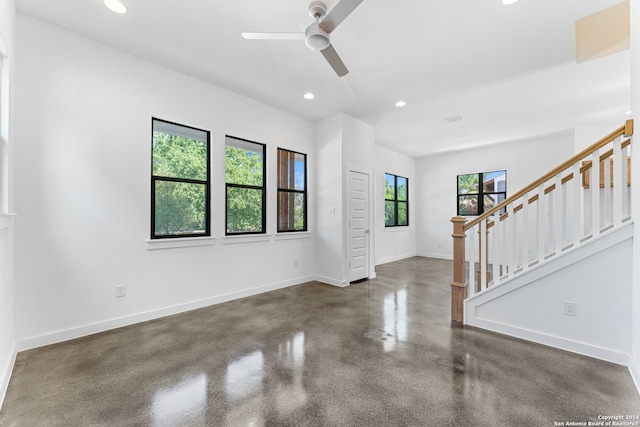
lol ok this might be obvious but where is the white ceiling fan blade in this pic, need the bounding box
[321,44,349,77]
[320,0,365,33]
[242,32,305,40]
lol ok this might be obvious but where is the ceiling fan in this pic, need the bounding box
[242,0,365,77]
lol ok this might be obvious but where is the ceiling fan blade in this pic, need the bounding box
[319,0,365,33]
[321,44,349,77]
[242,32,305,40]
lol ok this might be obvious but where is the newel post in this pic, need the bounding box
[451,216,467,323]
[624,118,633,137]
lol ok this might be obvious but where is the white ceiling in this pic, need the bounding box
[15,0,631,157]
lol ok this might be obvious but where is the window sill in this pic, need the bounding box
[384,226,412,233]
[274,231,312,241]
[146,236,216,250]
[223,234,271,245]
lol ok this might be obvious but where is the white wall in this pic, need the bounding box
[630,0,640,394]
[374,145,416,265]
[13,15,316,349]
[575,120,629,152]
[342,113,375,171]
[467,225,633,365]
[0,0,16,409]
[415,131,574,260]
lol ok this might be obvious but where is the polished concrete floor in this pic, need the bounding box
[1,257,639,426]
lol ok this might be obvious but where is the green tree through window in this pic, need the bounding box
[457,170,506,216]
[225,136,265,234]
[151,119,210,238]
[385,173,409,227]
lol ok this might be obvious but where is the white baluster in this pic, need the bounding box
[622,141,629,219]
[603,150,611,228]
[613,135,623,226]
[521,193,530,271]
[492,214,501,285]
[479,219,488,291]
[571,162,581,247]
[536,183,546,263]
[468,224,476,296]
[591,150,600,238]
[506,202,516,278]
[553,173,563,255]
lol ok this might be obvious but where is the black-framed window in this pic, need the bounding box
[384,173,408,227]
[457,170,507,216]
[277,148,307,232]
[225,136,266,234]
[151,118,210,239]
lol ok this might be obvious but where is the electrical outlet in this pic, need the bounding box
[116,284,126,298]
[563,301,576,316]
[293,259,299,267]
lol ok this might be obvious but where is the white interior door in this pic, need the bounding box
[347,170,369,282]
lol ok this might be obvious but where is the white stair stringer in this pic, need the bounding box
[464,222,634,365]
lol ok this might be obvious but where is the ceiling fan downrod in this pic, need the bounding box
[308,1,327,20]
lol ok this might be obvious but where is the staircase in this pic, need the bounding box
[449,120,634,361]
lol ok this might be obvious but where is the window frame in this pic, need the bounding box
[277,148,307,233]
[151,118,211,239]
[225,135,267,235]
[456,170,507,216]
[384,173,409,227]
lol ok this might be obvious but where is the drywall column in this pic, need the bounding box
[630,0,640,394]
[314,115,346,286]
[342,114,376,280]
[314,113,375,286]
[0,0,16,409]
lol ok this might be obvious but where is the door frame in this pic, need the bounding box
[344,164,376,282]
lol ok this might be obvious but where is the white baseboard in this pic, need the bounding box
[375,253,416,266]
[0,341,17,411]
[630,354,640,397]
[415,251,452,260]
[17,276,314,352]
[314,275,349,288]
[469,318,630,366]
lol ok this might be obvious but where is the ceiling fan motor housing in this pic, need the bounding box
[305,22,330,50]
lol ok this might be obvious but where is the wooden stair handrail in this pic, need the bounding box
[489,138,631,226]
[463,119,634,232]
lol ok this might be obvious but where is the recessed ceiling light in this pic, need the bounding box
[104,0,127,14]
[625,110,632,115]
[395,100,407,107]
[502,0,519,4]
[304,92,315,100]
